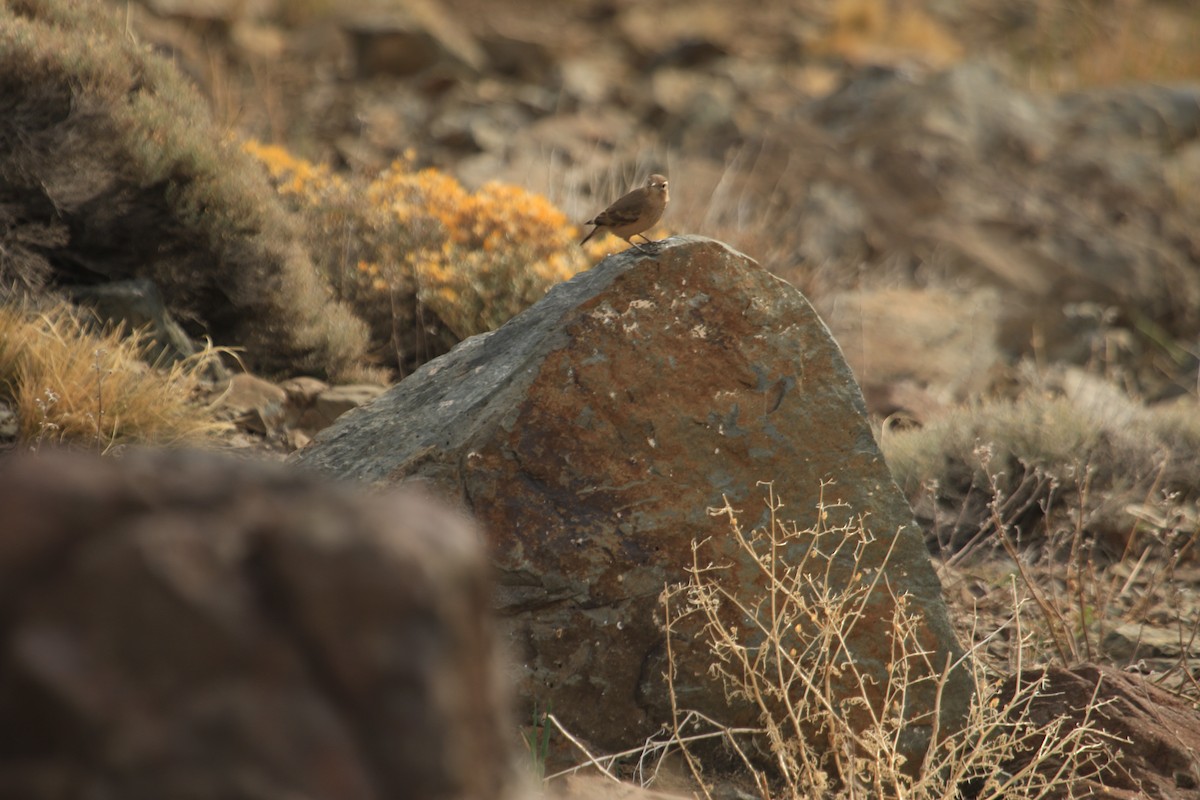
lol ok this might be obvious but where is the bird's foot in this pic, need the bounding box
[629,236,663,254]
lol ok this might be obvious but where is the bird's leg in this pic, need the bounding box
[627,238,652,254]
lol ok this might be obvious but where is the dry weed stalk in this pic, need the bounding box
[965,444,1200,688]
[645,483,1124,800]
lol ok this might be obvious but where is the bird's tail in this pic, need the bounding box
[579,226,597,246]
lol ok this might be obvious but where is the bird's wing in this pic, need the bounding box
[589,188,647,226]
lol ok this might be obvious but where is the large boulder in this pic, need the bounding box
[293,236,973,761]
[0,450,517,800]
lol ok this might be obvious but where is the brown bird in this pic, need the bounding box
[580,174,669,254]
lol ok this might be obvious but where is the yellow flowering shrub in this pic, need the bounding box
[243,141,590,374]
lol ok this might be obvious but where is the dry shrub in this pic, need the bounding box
[882,371,1200,558]
[244,141,590,375]
[937,510,1200,693]
[925,443,1198,685]
[644,488,1121,799]
[0,303,228,451]
[0,0,370,380]
[882,371,1200,680]
[540,487,1125,798]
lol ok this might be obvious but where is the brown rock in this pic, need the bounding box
[281,379,385,435]
[997,664,1200,799]
[1101,621,1200,662]
[0,450,517,800]
[280,375,331,406]
[218,372,288,434]
[68,278,207,372]
[650,68,738,139]
[480,31,555,80]
[616,5,738,63]
[343,1,484,78]
[292,236,972,763]
[229,20,287,61]
[559,57,623,107]
[314,384,387,426]
[145,0,277,21]
[0,400,17,444]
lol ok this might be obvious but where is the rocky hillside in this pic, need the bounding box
[2,0,1199,797]
[120,0,1200,396]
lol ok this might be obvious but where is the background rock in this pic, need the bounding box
[216,373,289,436]
[345,1,484,79]
[0,449,518,800]
[997,665,1200,799]
[293,236,972,762]
[68,279,202,370]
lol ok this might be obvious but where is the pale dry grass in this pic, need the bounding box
[882,370,1200,554]
[0,304,229,452]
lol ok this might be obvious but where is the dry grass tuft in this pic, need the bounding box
[881,371,1200,680]
[0,303,229,452]
[882,370,1200,559]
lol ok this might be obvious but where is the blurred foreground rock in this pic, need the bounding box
[0,450,516,800]
[293,236,972,763]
